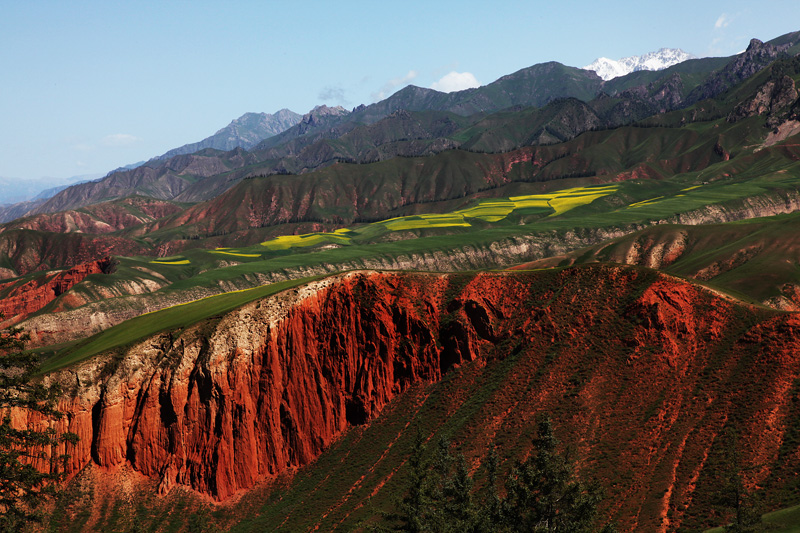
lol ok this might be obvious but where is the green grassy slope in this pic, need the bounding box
[706,503,800,532]
[32,145,800,326]
[39,276,320,373]
[19,141,800,340]
[517,210,800,306]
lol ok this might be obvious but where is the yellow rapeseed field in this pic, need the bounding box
[150,259,191,265]
[257,185,618,251]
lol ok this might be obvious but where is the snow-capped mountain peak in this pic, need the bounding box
[583,48,697,81]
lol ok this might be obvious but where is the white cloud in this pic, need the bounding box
[101,133,141,147]
[430,71,480,93]
[708,12,740,56]
[318,85,350,106]
[391,70,418,87]
[372,70,419,101]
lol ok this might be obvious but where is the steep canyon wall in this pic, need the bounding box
[15,268,800,531]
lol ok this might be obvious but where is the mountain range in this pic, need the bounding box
[4,29,800,532]
[151,108,302,160]
[8,35,786,223]
[583,47,697,80]
[5,36,794,223]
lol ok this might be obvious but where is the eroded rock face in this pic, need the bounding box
[0,257,114,327]
[0,230,144,279]
[728,74,798,122]
[40,273,454,500]
[15,268,800,531]
[689,37,797,104]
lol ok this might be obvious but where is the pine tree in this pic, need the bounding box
[502,417,608,533]
[441,454,476,532]
[395,428,431,533]
[0,323,77,532]
[391,419,612,532]
[476,444,503,530]
[427,436,453,532]
[714,428,763,532]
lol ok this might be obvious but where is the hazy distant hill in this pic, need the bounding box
[0,174,100,205]
[152,109,302,160]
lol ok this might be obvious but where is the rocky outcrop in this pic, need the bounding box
[666,188,800,225]
[688,37,798,104]
[728,74,798,122]
[38,272,451,500]
[619,72,685,114]
[0,257,114,327]
[11,268,800,532]
[0,230,145,279]
[297,105,350,132]
[713,138,731,161]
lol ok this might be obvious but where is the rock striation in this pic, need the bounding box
[65,272,454,500]
[728,74,798,123]
[14,267,800,530]
[0,257,114,327]
[687,38,797,105]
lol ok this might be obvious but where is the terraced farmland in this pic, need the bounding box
[254,184,619,251]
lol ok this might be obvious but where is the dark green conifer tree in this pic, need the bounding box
[0,324,77,532]
[502,417,609,533]
[395,428,432,533]
[441,454,476,532]
[476,444,503,530]
[390,419,613,532]
[714,428,763,532]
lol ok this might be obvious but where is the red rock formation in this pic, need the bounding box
[0,230,145,279]
[1,197,184,236]
[0,257,113,327]
[82,273,451,500]
[15,267,800,530]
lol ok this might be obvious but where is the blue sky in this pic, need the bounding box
[1,0,799,183]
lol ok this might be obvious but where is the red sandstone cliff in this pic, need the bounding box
[0,257,114,327]
[16,267,800,531]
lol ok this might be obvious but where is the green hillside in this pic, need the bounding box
[13,29,800,533]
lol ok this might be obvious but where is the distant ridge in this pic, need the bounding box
[20,30,800,219]
[105,161,146,177]
[0,174,100,205]
[153,108,302,160]
[583,48,697,81]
